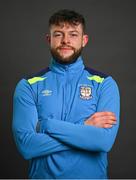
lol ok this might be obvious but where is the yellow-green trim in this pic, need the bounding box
[28,77,47,85]
[87,75,104,83]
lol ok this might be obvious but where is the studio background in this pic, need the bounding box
[0,0,136,178]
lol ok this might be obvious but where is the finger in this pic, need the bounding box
[101,115,117,121]
[90,115,117,124]
[88,113,114,121]
[84,120,92,125]
[103,124,113,128]
[105,119,117,125]
[91,112,115,118]
[95,123,113,128]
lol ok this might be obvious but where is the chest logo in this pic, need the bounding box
[42,89,52,96]
[80,86,92,100]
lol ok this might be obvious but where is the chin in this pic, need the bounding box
[60,56,73,62]
[59,53,74,59]
[56,56,79,65]
[51,48,82,64]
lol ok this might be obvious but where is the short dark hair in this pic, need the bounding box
[49,9,86,33]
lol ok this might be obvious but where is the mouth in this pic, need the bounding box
[60,48,72,50]
[59,46,74,51]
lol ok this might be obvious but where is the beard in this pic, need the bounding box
[50,45,83,65]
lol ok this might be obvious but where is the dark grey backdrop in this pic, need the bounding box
[0,0,136,178]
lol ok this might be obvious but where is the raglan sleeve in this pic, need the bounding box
[12,79,71,160]
[44,76,120,152]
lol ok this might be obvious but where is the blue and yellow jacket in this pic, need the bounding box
[12,56,120,179]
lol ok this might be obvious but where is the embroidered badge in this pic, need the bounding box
[80,86,92,100]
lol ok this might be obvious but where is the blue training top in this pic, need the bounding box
[12,56,120,179]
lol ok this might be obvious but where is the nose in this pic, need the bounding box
[61,34,70,44]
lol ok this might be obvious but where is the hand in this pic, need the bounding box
[84,112,117,128]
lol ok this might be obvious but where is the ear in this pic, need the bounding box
[82,34,89,47]
[46,34,51,44]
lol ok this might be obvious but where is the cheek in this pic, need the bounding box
[74,40,83,49]
[50,40,60,48]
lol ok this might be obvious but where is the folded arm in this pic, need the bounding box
[44,77,120,152]
[12,79,71,160]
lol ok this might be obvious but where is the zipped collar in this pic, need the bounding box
[49,56,85,75]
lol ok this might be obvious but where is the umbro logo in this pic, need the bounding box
[41,89,52,96]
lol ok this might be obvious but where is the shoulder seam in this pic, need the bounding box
[24,67,50,80]
[85,67,109,78]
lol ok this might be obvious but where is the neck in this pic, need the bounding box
[49,56,84,74]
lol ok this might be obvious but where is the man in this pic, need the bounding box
[12,9,120,179]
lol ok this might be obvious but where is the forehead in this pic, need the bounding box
[50,23,83,33]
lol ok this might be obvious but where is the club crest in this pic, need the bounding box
[80,86,92,100]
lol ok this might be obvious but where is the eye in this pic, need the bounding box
[53,33,62,37]
[70,33,78,37]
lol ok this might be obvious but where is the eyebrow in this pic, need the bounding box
[53,30,80,34]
